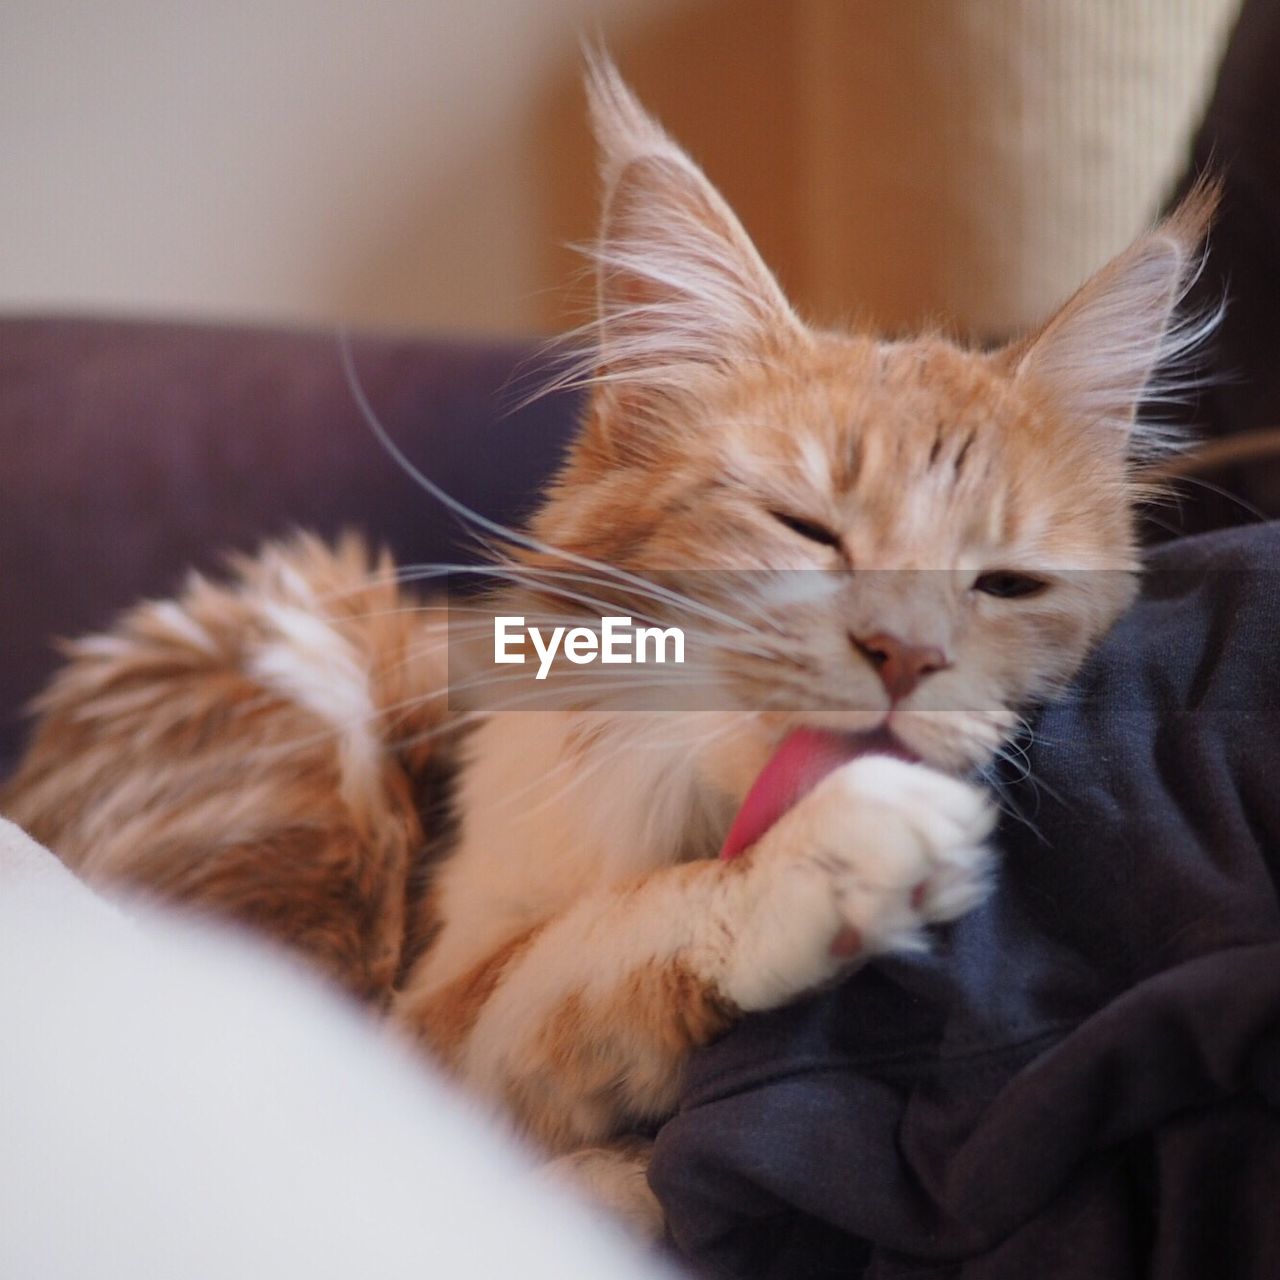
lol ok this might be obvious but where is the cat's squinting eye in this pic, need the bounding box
[769,510,842,549]
[973,571,1049,600]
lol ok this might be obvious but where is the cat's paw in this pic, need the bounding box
[539,1142,664,1244]
[811,755,996,945]
[719,756,996,1011]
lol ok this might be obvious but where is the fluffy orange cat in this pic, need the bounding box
[1,59,1215,1235]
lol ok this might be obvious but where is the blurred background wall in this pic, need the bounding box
[1,0,1241,340]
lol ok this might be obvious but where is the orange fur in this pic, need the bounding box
[1,58,1218,1236]
[404,924,544,1066]
[1,533,450,1003]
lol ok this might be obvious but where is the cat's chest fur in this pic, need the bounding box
[412,711,743,992]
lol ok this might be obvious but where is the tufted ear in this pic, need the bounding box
[1012,180,1219,460]
[583,52,803,400]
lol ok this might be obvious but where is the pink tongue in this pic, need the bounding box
[719,727,916,860]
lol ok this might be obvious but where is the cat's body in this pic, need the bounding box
[1,60,1216,1234]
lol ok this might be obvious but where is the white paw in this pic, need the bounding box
[719,756,996,1011]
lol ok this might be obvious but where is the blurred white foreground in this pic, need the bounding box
[0,817,669,1279]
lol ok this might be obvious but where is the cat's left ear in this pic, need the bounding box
[583,52,804,397]
[1008,180,1219,458]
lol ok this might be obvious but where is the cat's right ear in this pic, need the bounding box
[580,52,803,435]
[1007,179,1220,463]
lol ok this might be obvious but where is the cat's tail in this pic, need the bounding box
[218,530,459,802]
[0,531,458,1002]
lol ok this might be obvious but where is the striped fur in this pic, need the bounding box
[2,534,450,1003]
[2,58,1217,1236]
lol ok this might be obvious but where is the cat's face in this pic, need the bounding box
[534,331,1139,775]
[517,60,1212,785]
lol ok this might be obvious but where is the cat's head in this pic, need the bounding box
[515,57,1215,783]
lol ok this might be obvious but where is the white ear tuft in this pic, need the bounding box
[581,49,802,393]
[1015,180,1220,460]
[582,46,683,199]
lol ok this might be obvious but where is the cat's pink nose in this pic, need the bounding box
[850,631,950,702]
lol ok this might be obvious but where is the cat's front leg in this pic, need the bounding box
[395,756,993,1160]
[534,758,995,1240]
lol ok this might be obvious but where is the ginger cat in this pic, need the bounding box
[1,58,1215,1236]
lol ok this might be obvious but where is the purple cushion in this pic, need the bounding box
[0,316,579,770]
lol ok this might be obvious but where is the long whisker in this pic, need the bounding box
[306,554,783,661]
[310,550,782,648]
[337,330,772,637]
[1162,473,1270,524]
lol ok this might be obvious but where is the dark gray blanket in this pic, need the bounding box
[651,6,1280,1260]
[652,523,1280,1279]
